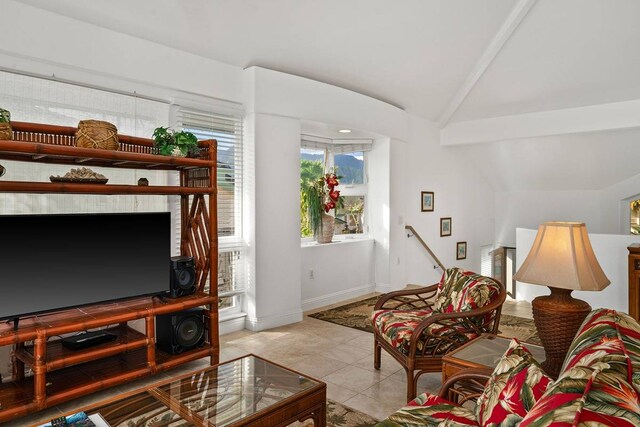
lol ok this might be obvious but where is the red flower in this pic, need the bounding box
[324,201,336,212]
[329,190,340,201]
[326,174,339,188]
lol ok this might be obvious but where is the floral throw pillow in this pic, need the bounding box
[475,339,552,427]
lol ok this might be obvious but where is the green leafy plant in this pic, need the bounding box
[152,127,198,157]
[301,170,344,236]
[0,108,10,123]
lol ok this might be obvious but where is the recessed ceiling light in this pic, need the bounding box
[338,129,351,133]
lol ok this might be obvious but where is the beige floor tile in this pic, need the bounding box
[351,352,402,377]
[324,379,359,403]
[322,365,388,393]
[342,393,402,421]
[286,354,349,379]
[360,374,410,409]
[317,342,372,364]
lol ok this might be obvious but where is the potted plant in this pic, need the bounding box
[152,126,198,157]
[0,108,11,141]
[302,170,344,243]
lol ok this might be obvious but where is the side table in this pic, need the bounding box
[443,334,546,383]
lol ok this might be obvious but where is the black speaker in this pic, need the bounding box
[169,256,196,298]
[156,308,206,354]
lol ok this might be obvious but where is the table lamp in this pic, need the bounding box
[513,222,610,378]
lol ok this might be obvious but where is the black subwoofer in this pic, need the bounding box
[169,256,196,298]
[156,308,206,354]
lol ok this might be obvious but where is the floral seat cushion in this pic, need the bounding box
[475,339,552,427]
[371,308,480,356]
[376,393,478,427]
[371,268,502,356]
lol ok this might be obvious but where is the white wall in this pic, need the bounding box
[301,240,375,311]
[516,227,639,313]
[0,1,243,105]
[402,115,496,286]
[244,113,303,330]
[495,190,604,247]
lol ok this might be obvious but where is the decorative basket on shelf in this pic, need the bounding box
[75,120,119,150]
[0,108,11,140]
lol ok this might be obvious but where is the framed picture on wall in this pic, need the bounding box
[456,241,467,260]
[440,217,452,237]
[421,191,434,212]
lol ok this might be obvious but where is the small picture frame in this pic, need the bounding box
[421,191,434,212]
[440,217,452,237]
[456,241,467,260]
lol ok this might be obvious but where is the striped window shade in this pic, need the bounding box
[176,109,243,239]
[175,108,246,307]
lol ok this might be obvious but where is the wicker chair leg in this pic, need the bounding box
[374,339,381,370]
[405,368,417,402]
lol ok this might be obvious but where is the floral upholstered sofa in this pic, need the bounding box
[376,308,640,427]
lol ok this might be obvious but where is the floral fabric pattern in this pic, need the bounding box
[433,268,501,313]
[376,393,478,427]
[519,309,640,427]
[475,339,552,427]
[371,268,502,356]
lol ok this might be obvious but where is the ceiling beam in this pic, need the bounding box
[437,0,538,128]
[440,99,640,145]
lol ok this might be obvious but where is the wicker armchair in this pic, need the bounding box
[372,268,506,401]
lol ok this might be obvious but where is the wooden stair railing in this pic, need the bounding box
[405,225,446,272]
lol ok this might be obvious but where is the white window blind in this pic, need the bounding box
[481,244,494,277]
[176,109,243,239]
[175,108,246,309]
[301,134,373,154]
[0,71,170,217]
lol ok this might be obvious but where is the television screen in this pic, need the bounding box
[0,212,170,320]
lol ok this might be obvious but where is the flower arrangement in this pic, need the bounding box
[302,170,344,237]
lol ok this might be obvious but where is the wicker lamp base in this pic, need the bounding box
[532,286,591,379]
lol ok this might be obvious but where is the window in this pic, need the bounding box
[176,109,245,312]
[300,136,371,239]
[0,70,170,218]
[631,199,640,235]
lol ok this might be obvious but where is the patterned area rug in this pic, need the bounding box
[308,296,541,345]
[297,400,379,427]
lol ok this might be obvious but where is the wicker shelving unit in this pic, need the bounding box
[0,122,219,422]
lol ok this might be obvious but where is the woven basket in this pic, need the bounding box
[76,120,119,150]
[0,123,11,141]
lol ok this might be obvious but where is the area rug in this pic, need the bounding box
[308,296,541,345]
[297,400,379,427]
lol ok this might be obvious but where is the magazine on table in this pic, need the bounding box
[38,412,111,427]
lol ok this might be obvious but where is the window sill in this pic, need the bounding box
[301,236,373,248]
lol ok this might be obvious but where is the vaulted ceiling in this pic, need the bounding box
[14,0,640,191]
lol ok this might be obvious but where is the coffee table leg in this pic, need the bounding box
[312,401,326,426]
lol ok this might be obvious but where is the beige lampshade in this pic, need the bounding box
[513,222,610,291]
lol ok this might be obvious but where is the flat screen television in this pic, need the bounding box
[0,212,170,321]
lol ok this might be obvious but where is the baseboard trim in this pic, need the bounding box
[375,283,404,293]
[302,284,376,312]
[219,315,247,336]
[245,309,303,331]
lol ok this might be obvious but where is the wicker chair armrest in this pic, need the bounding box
[438,367,493,405]
[374,283,439,310]
[408,286,507,352]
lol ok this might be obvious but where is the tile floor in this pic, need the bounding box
[14,296,533,426]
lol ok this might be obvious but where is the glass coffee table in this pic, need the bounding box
[34,354,326,427]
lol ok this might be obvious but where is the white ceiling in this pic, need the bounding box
[13,0,640,192]
[16,0,517,120]
[453,0,640,122]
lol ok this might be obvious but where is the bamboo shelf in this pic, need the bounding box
[0,121,220,423]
